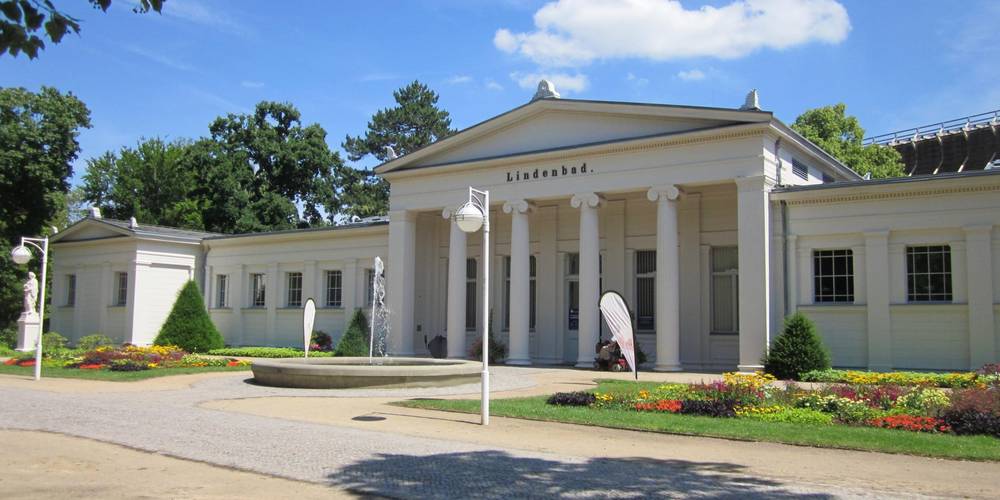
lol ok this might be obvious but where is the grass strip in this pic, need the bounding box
[0,363,250,381]
[395,382,1000,462]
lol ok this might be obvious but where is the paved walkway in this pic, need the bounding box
[1,366,997,498]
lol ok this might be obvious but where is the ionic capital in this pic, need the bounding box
[646,185,682,202]
[570,192,603,209]
[502,199,534,215]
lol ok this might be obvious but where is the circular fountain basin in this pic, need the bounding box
[251,357,481,389]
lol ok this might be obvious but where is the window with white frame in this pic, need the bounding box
[325,270,342,307]
[466,258,477,330]
[216,275,228,308]
[114,272,128,306]
[813,249,854,303]
[635,250,656,330]
[250,273,266,307]
[906,245,952,302]
[710,247,739,334]
[66,274,76,306]
[286,272,303,307]
[503,255,537,330]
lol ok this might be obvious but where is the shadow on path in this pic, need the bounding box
[327,450,835,499]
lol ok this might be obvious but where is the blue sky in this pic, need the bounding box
[2,0,997,183]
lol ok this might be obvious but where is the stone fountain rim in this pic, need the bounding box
[250,357,482,389]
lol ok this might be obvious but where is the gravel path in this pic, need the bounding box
[0,370,929,499]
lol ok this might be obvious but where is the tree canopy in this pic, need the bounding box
[0,86,90,328]
[791,103,904,179]
[1,0,163,59]
[339,81,456,218]
[82,101,344,233]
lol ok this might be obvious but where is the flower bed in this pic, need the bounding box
[58,344,250,372]
[799,368,995,388]
[546,371,1000,439]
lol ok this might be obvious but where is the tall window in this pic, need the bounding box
[114,272,128,306]
[813,249,854,303]
[907,245,952,302]
[216,275,228,308]
[503,255,537,330]
[250,273,266,307]
[366,268,375,306]
[711,247,739,334]
[466,258,477,329]
[66,274,76,307]
[635,250,656,330]
[326,270,342,307]
[286,272,303,307]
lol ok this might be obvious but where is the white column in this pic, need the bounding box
[504,199,533,365]
[304,260,318,304]
[442,207,468,358]
[99,262,110,337]
[648,186,682,371]
[125,259,140,344]
[343,258,358,314]
[736,176,772,372]
[965,225,995,369]
[266,263,278,345]
[571,192,602,367]
[388,209,417,356]
[233,264,244,346]
[865,230,892,371]
[786,235,798,314]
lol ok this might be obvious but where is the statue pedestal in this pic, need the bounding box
[16,313,41,352]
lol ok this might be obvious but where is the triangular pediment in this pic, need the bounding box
[377,98,772,173]
[52,218,131,243]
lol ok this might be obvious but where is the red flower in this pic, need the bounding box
[3,358,17,365]
[635,399,682,413]
[18,360,36,367]
[79,364,104,370]
[868,415,950,433]
[227,360,241,367]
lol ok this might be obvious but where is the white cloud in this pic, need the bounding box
[446,75,474,84]
[241,80,265,88]
[676,69,705,81]
[124,45,195,71]
[510,71,589,93]
[485,79,505,91]
[494,0,850,67]
[626,72,649,86]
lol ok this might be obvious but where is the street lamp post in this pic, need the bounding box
[10,236,50,381]
[453,187,490,425]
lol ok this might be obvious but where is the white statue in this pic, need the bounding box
[23,271,38,315]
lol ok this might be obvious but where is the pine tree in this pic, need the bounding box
[763,313,831,380]
[154,281,224,353]
[335,308,371,357]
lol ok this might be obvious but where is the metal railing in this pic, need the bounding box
[864,109,1000,146]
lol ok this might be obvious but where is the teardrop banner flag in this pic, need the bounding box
[599,291,637,380]
[303,298,316,358]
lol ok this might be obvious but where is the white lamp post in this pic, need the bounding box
[10,236,50,381]
[453,187,490,425]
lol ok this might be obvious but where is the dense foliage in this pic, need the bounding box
[340,81,456,217]
[547,391,596,406]
[1,0,163,59]
[153,281,224,353]
[335,308,371,357]
[469,336,507,364]
[0,86,90,329]
[763,313,830,380]
[791,103,904,179]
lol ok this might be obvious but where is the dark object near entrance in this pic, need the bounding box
[426,335,447,358]
[547,391,596,406]
[594,339,628,372]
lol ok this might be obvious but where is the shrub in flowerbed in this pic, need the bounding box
[736,405,834,425]
[763,313,830,380]
[547,391,597,406]
[311,331,334,352]
[109,359,150,372]
[154,281,225,353]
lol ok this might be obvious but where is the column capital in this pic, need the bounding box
[864,230,890,242]
[646,185,682,202]
[442,206,455,219]
[502,199,535,214]
[734,175,775,193]
[570,192,603,209]
[963,224,994,238]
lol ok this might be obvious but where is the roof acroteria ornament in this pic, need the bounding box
[531,80,560,101]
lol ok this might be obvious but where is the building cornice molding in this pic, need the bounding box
[775,181,1000,206]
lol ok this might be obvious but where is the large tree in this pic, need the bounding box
[0,86,90,328]
[81,101,343,234]
[340,81,455,218]
[792,103,904,179]
[1,0,163,59]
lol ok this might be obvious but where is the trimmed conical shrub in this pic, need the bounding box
[154,281,224,353]
[764,312,831,380]
[335,308,371,357]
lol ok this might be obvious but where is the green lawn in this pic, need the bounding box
[395,380,1000,462]
[0,363,250,381]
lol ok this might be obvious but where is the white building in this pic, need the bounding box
[50,85,1000,372]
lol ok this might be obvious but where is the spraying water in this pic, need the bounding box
[368,256,390,365]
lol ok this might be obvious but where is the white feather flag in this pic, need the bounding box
[600,291,637,379]
[303,298,316,358]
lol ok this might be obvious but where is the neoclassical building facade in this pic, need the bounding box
[49,86,1000,372]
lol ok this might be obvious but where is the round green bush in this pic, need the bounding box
[335,309,371,357]
[764,313,831,380]
[154,281,224,353]
[76,334,113,351]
